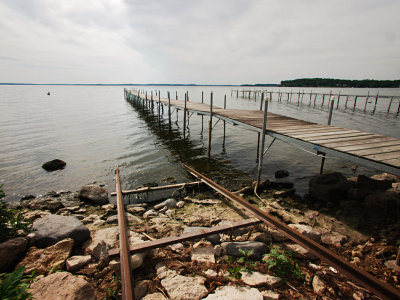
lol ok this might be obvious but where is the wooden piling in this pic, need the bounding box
[168,91,171,130]
[345,96,349,109]
[387,97,393,112]
[223,95,226,144]
[373,92,379,113]
[256,93,264,161]
[207,92,213,158]
[336,91,341,109]
[363,91,370,112]
[183,93,187,140]
[320,97,335,174]
[353,96,358,111]
[257,97,269,186]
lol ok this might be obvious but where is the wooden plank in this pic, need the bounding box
[307,133,375,143]
[321,136,397,148]
[110,181,203,196]
[277,126,344,135]
[350,145,400,156]
[276,125,331,133]
[335,140,400,152]
[108,218,261,258]
[290,130,358,139]
[382,158,400,167]
[364,151,400,161]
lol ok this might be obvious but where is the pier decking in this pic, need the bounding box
[127,90,400,176]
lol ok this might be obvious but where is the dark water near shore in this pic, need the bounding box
[0,85,399,202]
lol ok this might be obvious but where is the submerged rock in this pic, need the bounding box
[42,159,66,172]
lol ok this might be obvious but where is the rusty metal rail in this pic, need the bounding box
[182,164,400,300]
[115,168,134,300]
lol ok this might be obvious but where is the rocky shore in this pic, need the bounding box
[0,172,399,299]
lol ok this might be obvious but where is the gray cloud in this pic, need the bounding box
[0,0,399,84]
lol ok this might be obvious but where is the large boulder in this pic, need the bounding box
[17,238,74,274]
[33,214,90,248]
[364,191,400,224]
[309,172,351,203]
[357,175,393,190]
[0,237,28,272]
[30,272,95,300]
[42,159,66,172]
[79,185,108,204]
[28,198,63,212]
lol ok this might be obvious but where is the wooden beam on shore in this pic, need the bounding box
[110,181,203,196]
[108,218,262,258]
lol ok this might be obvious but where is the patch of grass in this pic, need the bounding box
[227,249,256,279]
[264,245,305,281]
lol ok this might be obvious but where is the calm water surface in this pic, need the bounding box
[0,85,399,202]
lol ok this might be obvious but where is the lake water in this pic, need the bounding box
[0,85,399,202]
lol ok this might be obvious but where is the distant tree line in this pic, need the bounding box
[280,78,400,88]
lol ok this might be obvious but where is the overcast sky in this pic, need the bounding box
[0,0,399,84]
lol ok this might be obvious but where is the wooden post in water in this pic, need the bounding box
[321,94,326,107]
[387,97,393,112]
[336,91,341,109]
[256,93,264,161]
[345,95,349,109]
[176,91,178,100]
[168,91,171,130]
[201,91,204,132]
[223,95,226,147]
[309,91,313,106]
[373,92,379,113]
[183,93,187,140]
[257,97,268,186]
[289,90,293,103]
[397,99,400,114]
[320,97,335,174]
[363,91,370,112]
[207,92,213,158]
[353,96,358,111]
[158,92,161,123]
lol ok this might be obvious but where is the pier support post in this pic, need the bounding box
[353,96,358,111]
[158,92,161,123]
[373,92,379,114]
[363,91,370,112]
[257,97,269,186]
[387,97,393,112]
[336,91,341,109]
[320,97,335,174]
[256,93,264,161]
[183,93,187,140]
[207,92,213,158]
[168,91,171,130]
[223,95,226,146]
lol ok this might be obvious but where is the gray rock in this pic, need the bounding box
[127,206,146,215]
[176,201,185,208]
[33,214,90,248]
[154,198,177,210]
[357,174,392,190]
[191,244,215,263]
[42,159,66,172]
[275,170,289,179]
[309,172,351,203]
[29,198,63,212]
[321,233,348,248]
[203,286,263,300]
[288,224,323,242]
[30,272,95,300]
[283,243,317,260]
[183,226,220,244]
[0,237,28,272]
[312,274,326,293]
[142,293,168,300]
[106,213,142,225]
[241,271,283,288]
[79,185,108,204]
[161,273,208,300]
[143,209,158,218]
[66,255,91,272]
[221,241,268,260]
[261,290,280,300]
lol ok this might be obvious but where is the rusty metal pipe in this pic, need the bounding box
[116,168,134,300]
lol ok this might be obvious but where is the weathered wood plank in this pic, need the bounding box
[290,130,358,139]
[335,140,400,152]
[350,145,400,156]
[307,133,375,143]
[321,137,397,148]
[365,151,400,161]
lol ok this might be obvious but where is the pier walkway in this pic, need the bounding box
[127,90,400,176]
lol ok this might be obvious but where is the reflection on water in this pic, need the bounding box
[0,85,399,202]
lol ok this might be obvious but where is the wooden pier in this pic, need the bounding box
[125,89,400,177]
[231,89,400,114]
